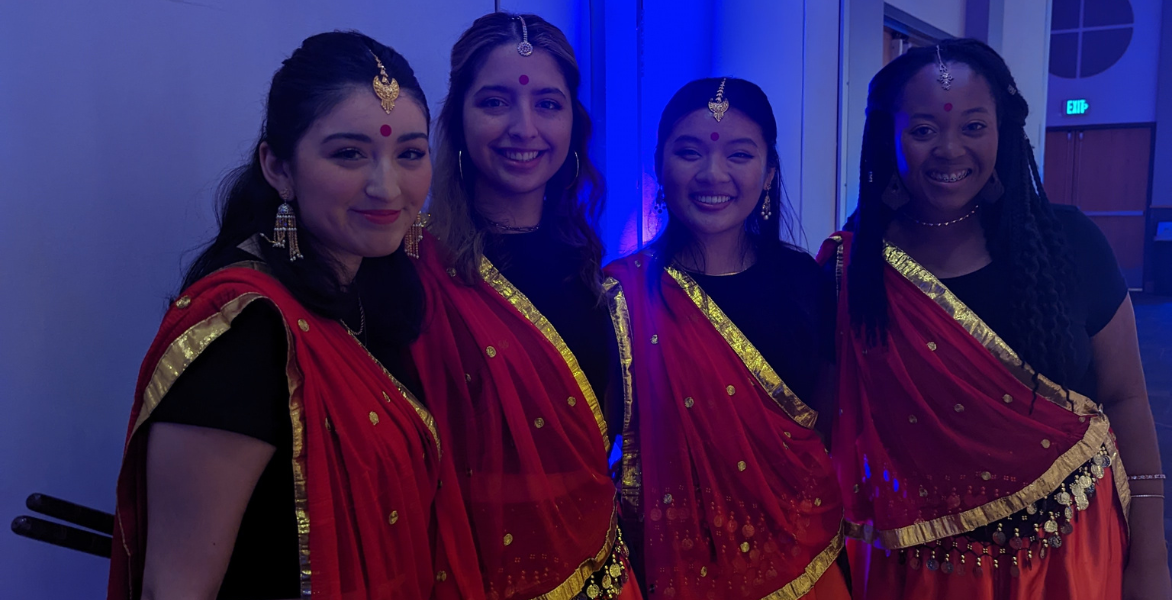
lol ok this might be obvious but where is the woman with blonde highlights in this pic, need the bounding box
[408,12,639,600]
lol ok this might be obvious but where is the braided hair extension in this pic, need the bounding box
[849,38,1077,397]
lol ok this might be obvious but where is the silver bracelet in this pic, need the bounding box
[1132,494,1165,499]
[1128,474,1166,481]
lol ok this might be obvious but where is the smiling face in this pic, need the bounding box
[461,44,574,198]
[661,107,775,239]
[260,87,431,274]
[894,61,999,217]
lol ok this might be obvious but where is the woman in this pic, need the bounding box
[410,13,638,600]
[822,38,1171,599]
[108,32,482,600]
[605,78,849,600]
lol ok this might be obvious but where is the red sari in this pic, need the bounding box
[818,233,1129,600]
[605,255,848,600]
[109,265,484,600]
[409,232,639,600]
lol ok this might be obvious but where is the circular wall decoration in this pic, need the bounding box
[1049,0,1134,79]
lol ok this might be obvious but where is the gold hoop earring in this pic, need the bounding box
[267,188,303,262]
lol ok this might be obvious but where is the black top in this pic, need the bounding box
[688,245,837,404]
[484,229,616,420]
[938,206,1127,398]
[148,253,417,599]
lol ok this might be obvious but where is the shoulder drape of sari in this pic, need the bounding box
[409,232,620,600]
[108,265,483,600]
[815,233,1130,550]
[605,255,844,600]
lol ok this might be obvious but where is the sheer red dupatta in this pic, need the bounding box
[409,232,621,600]
[816,233,1130,550]
[108,266,483,600]
[605,255,844,600]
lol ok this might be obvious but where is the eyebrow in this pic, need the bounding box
[911,107,992,120]
[533,87,567,98]
[397,132,429,143]
[674,135,759,147]
[322,132,372,144]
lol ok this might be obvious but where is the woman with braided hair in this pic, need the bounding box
[819,38,1170,599]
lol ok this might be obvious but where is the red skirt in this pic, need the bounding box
[847,468,1127,600]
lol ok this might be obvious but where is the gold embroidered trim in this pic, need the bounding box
[344,328,441,457]
[883,244,1101,416]
[666,267,818,429]
[480,256,610,452]
[133,293,263,435]
[532,510,620,600]
[604,277,641,517]
[882,243,1131,525]
[758,525,845,600]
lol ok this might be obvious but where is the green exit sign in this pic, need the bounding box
[1066,99,1090,115]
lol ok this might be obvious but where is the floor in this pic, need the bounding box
[1133,294,1172,552]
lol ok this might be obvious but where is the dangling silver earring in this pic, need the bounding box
[653,187,666,214]
[458,150,465,182]
[267,188,303,262]
[760,188,773,221]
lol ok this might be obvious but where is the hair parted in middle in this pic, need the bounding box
[428,12,605,294]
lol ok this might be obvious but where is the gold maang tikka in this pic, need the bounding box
[935,46,954,91]
[516,15,534,56]
[708,78,729,122]
[370,52,400,114]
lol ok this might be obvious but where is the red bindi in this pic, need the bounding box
[944,103,953,112]
[710,132,720,141]
[519,74,530,85]
[380,124,392,137]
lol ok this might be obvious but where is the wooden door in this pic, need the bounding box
[1043,130,1077,205]
[1073,128,1152,289]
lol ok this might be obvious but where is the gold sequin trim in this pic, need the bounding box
[486,345,497,358]
[388,511,399,525]
[483,257,609,451]
[684,397,694,408]
[369,412,380,426]
[1003,394,1014,403]
[1042,439,1051,449]
[667,268,818,429]
[738,461,747,472]
[175,295,191,309]
[726,385,736,396]
[534,417,546,429]
[297,319,309,332]
[605,277,640,521]
[436,571,448,582]
[651,334,659,344]
[927,341,938,351]
[504,533,514,546]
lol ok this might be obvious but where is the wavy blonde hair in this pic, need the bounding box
[429,12,605,294]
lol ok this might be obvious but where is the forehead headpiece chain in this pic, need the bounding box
[370,51,400,114]
[935,46,954,91]
[708,78,729,122]
[516,16,534,56]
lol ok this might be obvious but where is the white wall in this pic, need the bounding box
[1046,0,1163,127]
[888,0,967,36]
[0,1,494,597]
[996,0,1053,166]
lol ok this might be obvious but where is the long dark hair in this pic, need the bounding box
[181,30,429,349]
[649,77,799,278]
[429,12,606,295]
[849,38,1076,385]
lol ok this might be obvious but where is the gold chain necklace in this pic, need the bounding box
[904,205,980,227]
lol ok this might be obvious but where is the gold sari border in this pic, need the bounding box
[344,328,442,457]
[758,525,845,600]
[285,329,311,599]
[480,256,610,452]
[666,267,818,430]
[604,277,641,515]
[533,509,620,600]
[845,417,1112,549]
[882,244,1100,417]
[133,293,263,436]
